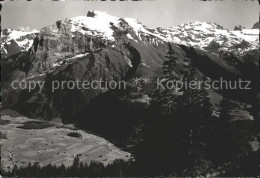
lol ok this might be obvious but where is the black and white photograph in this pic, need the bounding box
[0,0,259,177]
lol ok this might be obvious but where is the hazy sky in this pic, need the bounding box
[1,0,259,31]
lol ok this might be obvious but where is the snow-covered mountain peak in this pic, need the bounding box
[1,28,38,41]
[64,11,121,41]
[1,28,38,58]
[164,21,229,38]
[178,21,225,30]
[159,21,259,55]
[60,11,164,42]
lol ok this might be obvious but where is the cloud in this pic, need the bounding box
[18,26,39,33]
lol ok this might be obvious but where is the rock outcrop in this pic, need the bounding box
[252,22,260,30]
[234,25,245,31]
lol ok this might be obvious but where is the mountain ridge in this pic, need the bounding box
[2,11,258,58]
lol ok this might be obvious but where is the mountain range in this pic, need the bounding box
[1,10,259,121]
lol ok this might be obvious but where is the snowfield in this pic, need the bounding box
[69,11,121,41]
[66,12,259,55]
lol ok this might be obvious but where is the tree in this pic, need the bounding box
[162,43,178,83]
[72,155,80,168]
[12,164,18,177]
[175,62,213,171]
[207,98,232,164]
[159,42,180,115]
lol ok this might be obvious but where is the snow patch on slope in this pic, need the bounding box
[52,53,89,68]
[124,18,166,41]
[1,29,38,51]
[232,29,259,42]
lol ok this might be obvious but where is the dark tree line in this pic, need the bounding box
[3,157,135,177]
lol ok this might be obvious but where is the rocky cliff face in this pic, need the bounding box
[252,17,260,30]
[1,10,259,120]
[252,22,260,30]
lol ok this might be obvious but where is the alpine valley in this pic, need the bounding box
[1,11,259,177]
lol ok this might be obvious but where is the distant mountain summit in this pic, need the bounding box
[1,29,38,58]
[159,21,258,56]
